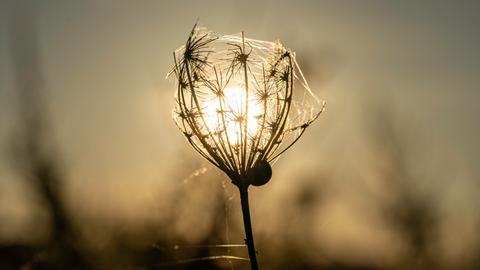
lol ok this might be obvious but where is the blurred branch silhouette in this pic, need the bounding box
[368,106,440,270]
[1,4,90,270]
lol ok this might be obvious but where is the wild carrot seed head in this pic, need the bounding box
[169,24,325,186]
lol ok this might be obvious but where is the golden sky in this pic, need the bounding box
[1,1,479,268]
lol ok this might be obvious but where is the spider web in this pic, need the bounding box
[170,25,325,176]
[151,164,246,269]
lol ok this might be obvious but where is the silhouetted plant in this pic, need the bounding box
[367,107,440,270]
[169,24,325,270]
[6,4,91,270]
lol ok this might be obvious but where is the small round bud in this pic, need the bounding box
[250,160,272,186]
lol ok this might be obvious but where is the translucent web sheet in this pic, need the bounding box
[169,25,325,182]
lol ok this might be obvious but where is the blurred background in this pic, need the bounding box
[1,1,479,269]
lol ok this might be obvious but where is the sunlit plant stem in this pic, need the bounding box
[238,181,259,270]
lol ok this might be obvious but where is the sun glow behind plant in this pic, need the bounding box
[203,86,263,146]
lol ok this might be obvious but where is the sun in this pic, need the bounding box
[203,86,263,145]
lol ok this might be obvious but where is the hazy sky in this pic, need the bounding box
[1,0,478,172]
[1,0,479,266]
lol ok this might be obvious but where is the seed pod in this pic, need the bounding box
[250,159,272,186]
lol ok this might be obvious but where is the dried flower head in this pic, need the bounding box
[169,24,325,187]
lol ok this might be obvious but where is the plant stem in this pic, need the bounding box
[239,183,259,270]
